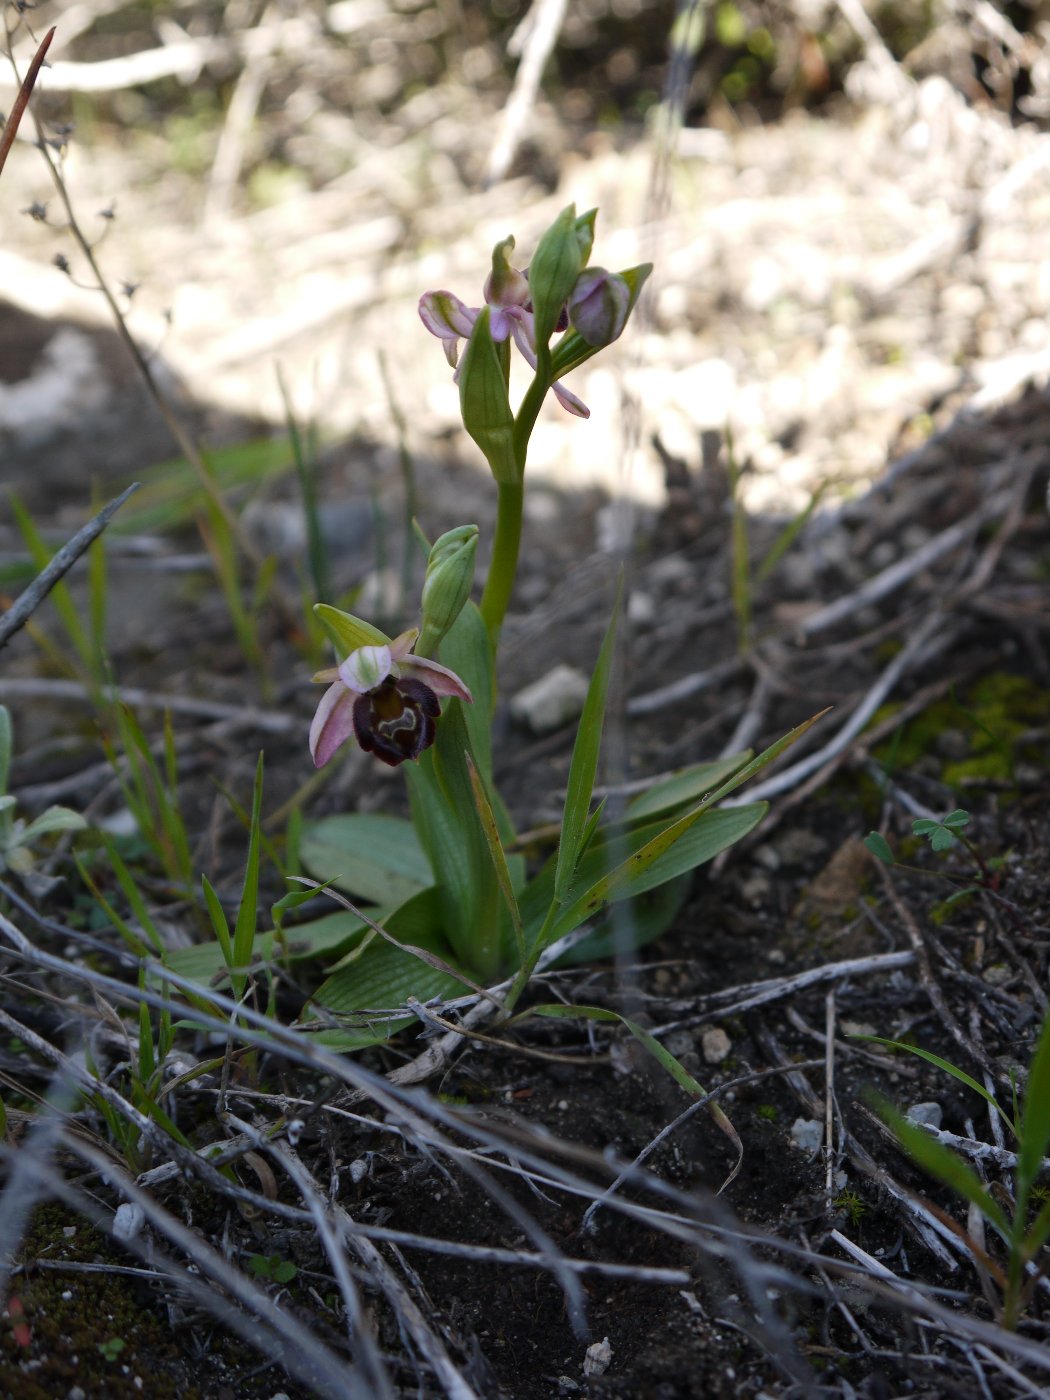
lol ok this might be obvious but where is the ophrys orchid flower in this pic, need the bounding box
[419,236,589,418]
[309,629,472,768]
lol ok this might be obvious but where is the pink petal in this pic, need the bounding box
[551,380,590,418]
[418,291,477,340]
[309,683,358,767]
[387,628,420,663]
[401,655,473,703]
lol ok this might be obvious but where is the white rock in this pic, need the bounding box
[701,1028,731,1065]
[583,1337,612,1377]
[906,1102,943,1130]
[111,1203,145,1242]
[790,1117,824,1153]
[510,666,589,735]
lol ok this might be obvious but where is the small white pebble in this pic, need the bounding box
[510,666,589,734]
[558,1100,569,1111]
[583,1337,613,1377]
[111,1203,145,1242]
[701,1028,731,1065]
[906,1102,943,1130]
[790,1117,824,1152]
[348,1159,369,1184]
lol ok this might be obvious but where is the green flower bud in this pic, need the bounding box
[528,204,584,348]
[418,525,479,654]
[458,307,518,483]
[550,262,653,379]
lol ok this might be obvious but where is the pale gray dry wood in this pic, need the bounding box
[0,676,296,732]
[485,0,569,185]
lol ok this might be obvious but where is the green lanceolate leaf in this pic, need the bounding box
[201,875,233,969]
[0,706,11,800]
[313,604,389,656]
[626,753,752,824]
[230,754,265,996]
[560,710,823,914]
[878,1097,1011,1240]
[854,1036,1016,1138]
[467,754,525,965]
[555,583,621,902]
[1018,1008,1050,1207]
[543,803,767,945]
[299,813,432,905]
[437,602,501,787]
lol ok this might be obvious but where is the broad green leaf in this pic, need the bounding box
[854,1036,1016,1138]
[167,932,274,986]
[313,603,389,656]
[165,905,384,985]
[1018,1008,1050,1205]
[406,702,503,978]
[18,807,88,841]
[879,1099,1011,1239]
[310,887,470,1027]
[555,585,620,902]
[113,437,296,532]
[943,809,970,830]
[864,832,895,865]
[299,813,432,905]
[626,753,752,824]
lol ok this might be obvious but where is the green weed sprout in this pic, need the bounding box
[857,1008,1050,1329]
[865,807,1006,900]
[287,207,822,1041]
[0,705,86,880]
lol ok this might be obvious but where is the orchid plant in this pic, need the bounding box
[263,206,820,1046]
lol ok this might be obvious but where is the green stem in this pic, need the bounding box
[479,479,524,639]
[478,346,553,640]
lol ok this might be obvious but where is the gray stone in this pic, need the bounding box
[510,665,589,734]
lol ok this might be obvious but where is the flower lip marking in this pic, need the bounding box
[309,628,472,769]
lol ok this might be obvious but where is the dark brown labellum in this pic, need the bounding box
[352,678,440,766]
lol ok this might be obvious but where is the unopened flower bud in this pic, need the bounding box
[418,524,479,654]
[568,268,631,347]
[527,204,585,347]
